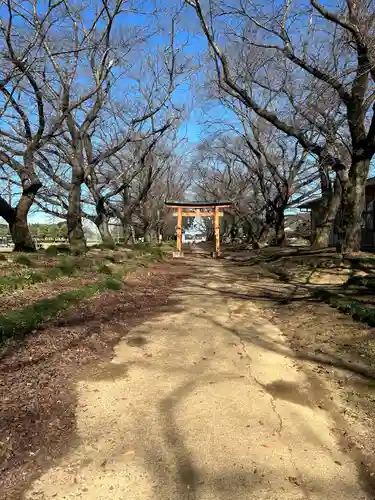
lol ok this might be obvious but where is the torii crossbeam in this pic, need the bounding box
[164,200,233,257]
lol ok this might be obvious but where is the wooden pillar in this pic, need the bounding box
[214,206,220,256]
[176,207,182,253]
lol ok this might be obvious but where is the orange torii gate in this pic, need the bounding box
[164,200,233,257]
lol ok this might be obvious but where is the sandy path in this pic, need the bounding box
[25,259,370,500]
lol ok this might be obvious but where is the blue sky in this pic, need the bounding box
[2,0,373,224]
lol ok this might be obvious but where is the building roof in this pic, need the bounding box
[297,198,323,210]
[298,177,375,210]
[164,200,233,208]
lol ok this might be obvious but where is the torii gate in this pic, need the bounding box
[164,200,233,257]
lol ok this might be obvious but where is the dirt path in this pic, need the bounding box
[24,259,371,500]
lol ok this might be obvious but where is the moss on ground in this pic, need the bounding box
[0,244,166,345]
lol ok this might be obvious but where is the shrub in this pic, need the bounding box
[57,257,76,275]
[97,264,113,275]
[45,244,71,256]
[98,242,116,250]
[104,254,116,263]
[14,254,34,267]
[103,277,122,291]
[55,244,71,254]
[45,245,59,256]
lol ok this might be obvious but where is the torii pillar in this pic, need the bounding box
[164,201,233,258]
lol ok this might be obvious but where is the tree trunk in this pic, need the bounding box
[10,204,36,252]
[312,223,333,249]
[311,172,342,249]
[144,227,151,243]
[341,158,370,252]
[97,217,114,247]
[120,216,135,245]
[94,199,114,247]
[273,212,285,247]
[0,182,41,252]
[67,167,87,254]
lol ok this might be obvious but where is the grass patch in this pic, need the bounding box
[103,277,122,290]
[45,244,71,256]
[0,256,118,294]
[14,254,34,267]
[346,275,375,290]
[0,280,112,343]
[0,246,166,344]
[97,264,113,275]
[0,275,126,343]
[313,288,375,327]
[0,275,128,344]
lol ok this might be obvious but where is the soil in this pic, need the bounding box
[0,261,190,500]
[1,253,375,500]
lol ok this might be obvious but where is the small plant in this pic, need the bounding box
[97,264,113,275]
[104,254,116,263]
[56,244,71,254]
[45,245,59,256]
[313,288,375,327]
[45,244,71,256]
[14,254,34,267]
[57,257,76,276]
[98,242,116,250]
[103,277,122,291]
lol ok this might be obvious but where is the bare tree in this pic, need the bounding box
[31,2,186,252]
[0,0,63,250]
[85,124,176,245]
[187,0,375,251]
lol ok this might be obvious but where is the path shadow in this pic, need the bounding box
[0,264,191,500]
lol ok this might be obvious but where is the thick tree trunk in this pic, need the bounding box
[243,220,260,249]
[0,182,41,252]
[312,223,333,249]
[341,158,370,253]
[144,227,151,243]
[257,223,271,245]
[10,206,36,252]
[272,213,285,247]
[311,171,342,249]
[67,168,87,254]
[97,217,114,247]
[94,199,114,247]
[120,216,136,245]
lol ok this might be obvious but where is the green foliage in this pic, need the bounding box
[98,242,116,250]
[57,257,77,275]
[103,277,122,291]
[0,245,166,344]
[0,285,95,343]
[346,275,375,290]
[97,264,113,275]
[0,272,45,293]
[14,254,34,267]
[55,244,71,254]
[313,288,375,327]
[45,246,59,256]
[30,222,68,240]
[45,244,71,256]
[133,243,165,260]
[0,276,125,344]
[134,242,152,251]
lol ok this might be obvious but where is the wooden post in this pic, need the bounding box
[177,206,182,254]
[214,206,220,256]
